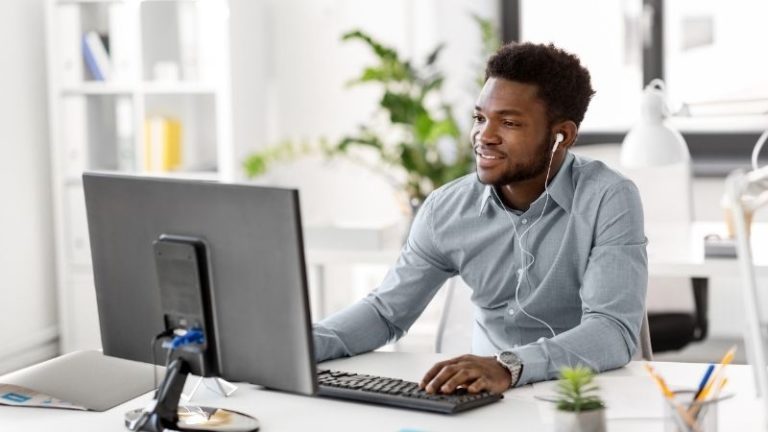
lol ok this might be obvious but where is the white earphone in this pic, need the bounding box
[552,132,564,153]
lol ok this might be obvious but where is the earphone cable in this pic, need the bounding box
[489,143,619,370]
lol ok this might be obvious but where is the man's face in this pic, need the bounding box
[471,77,552,186]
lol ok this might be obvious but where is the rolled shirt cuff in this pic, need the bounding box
[509,343,548,387]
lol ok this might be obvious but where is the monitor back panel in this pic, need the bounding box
[83,173,316,395]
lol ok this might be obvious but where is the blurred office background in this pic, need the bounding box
[2,0,766,374]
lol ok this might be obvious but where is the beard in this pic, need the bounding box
[475,136,552,186]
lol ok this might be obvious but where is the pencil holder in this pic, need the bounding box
[663,390,732,432]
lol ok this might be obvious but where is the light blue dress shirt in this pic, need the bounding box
[313,152,648,386]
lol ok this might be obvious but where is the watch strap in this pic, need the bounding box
[496,351,523,387]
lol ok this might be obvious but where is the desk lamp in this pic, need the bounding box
[620,79,690,168]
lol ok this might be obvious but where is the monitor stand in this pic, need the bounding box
[124,357,259,432]
[183,376,238,402]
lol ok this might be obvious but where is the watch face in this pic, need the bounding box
[499,351,519,366]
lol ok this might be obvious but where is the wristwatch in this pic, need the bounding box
[495,351,523,387]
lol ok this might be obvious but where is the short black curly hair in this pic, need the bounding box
[485,42,595,127]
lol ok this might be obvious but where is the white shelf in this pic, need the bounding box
[61,83,134,95]
[55,0,128,4]
[61,82,219,96]
[55,0,198,4]
[64,170,219,186]
[135,170,219,181]
[141,82,218,95]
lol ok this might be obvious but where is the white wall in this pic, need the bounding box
[0,0,58,374]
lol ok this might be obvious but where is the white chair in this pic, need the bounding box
[435,277,653,361]
[434,277,474,355]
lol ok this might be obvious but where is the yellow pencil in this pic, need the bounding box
[711,377,728,400]
[644,364,671,397]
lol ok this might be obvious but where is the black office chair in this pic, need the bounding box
[647,277,708,353]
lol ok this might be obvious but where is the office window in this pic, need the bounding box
[517,0,644,131]
[664,0,768,122]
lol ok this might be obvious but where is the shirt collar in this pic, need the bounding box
[479,184,493,215]
[478,151,575,215]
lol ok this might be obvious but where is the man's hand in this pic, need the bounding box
[418,354,512,395]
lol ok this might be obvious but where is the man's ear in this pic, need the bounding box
[552,121,579,151]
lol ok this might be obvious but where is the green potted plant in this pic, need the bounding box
[243,18,499,216]
[553,366,607,432]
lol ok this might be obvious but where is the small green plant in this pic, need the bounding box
[555,366,605,412]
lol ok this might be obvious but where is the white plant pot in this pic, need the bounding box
[553,408,606,432]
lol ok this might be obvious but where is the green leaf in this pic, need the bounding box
[341,30,398,61]
[413,112,435,143]
[399,143,432,179]
[357,67,390,83]
[341,30,415,84]
[425,118,460,143]
[381,91,427,124]
[425,43,445,66]
[242,154,267,178]
[241,140,303,178]
[420,76,445,97]
[337,135,383,153]
[470,13,501,57]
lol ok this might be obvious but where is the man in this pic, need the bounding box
[313,42,647,394]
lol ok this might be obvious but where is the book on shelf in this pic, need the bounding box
[81,31,112,81]
[144,116,182,172]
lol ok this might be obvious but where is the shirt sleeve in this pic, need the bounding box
[313,192,456,362]
[510,180,648,386]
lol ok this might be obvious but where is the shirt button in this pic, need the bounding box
[521,218,528,224]
[508,308,515,316]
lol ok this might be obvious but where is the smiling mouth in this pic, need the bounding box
[475,150,505,160]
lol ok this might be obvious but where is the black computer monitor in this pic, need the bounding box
[83,172,317,396]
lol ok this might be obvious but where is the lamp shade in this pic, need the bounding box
[620,79,690,168]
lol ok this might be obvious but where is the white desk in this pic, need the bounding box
[305,221,768,320]
[1,352,762,431]
[306,221,768,278]
[645,221,768,278]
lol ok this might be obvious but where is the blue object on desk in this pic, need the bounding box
[2,392,31,403]
[694,364,715,399]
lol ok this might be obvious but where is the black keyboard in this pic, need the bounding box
[316,369,502,414]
